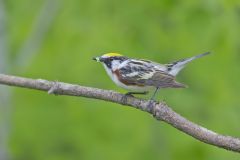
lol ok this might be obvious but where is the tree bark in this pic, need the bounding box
[0,73,239,153]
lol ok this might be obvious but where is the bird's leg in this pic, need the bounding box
[121,91,149,104]
[150,87,159,101]
[148,87,160,112]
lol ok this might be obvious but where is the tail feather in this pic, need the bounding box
[167,52,210,76]
[172,81,188,88]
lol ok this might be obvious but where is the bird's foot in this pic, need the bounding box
[121,92,134,105]
[147,99,158,113]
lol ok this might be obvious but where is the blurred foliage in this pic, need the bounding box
[3,0,240,159]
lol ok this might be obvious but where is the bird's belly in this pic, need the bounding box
[111,73,153,92]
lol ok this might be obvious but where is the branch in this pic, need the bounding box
[0,73,240,153]
[15,0,61,71]
[0,1,11,159]
[0,0,9,71]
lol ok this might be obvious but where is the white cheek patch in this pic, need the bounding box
[111,60,121,71]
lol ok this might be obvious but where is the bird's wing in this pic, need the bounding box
[117,59,185,88]
[116,60,154,86]
[141,71,186,88]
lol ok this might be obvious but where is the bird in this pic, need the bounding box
[93,52,210,103]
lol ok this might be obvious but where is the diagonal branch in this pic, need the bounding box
[15,0,61,71]
[0,73,239,153]
[0,1,11,159]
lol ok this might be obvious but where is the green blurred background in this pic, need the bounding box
[0,0,240,159]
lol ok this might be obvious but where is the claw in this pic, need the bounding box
[121,93,134,104]
[125,92,134,97]
[147,99,157,113]
[121,91,148,105]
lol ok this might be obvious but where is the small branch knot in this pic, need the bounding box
[152,101,168,121]
[48,81,60,95]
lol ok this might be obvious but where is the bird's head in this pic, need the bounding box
[93,53,127,70]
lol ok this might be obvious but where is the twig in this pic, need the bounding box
[0,73,239,153]
[0,1,11,159]
[15,0,61,70]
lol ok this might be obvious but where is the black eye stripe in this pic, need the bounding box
[103,58,112,68]
[102,56,128,69]
[105,61,112,68]
[107,56,127,61]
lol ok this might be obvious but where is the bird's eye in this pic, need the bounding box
[109,57,114,61]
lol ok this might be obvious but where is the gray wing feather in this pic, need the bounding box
[138,71,185,88]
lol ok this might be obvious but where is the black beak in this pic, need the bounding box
[92,57,97,61]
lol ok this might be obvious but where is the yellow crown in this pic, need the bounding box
[102,53,123,57]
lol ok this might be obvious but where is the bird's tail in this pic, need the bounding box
[166,52,210,76]
[172,81,188,88]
